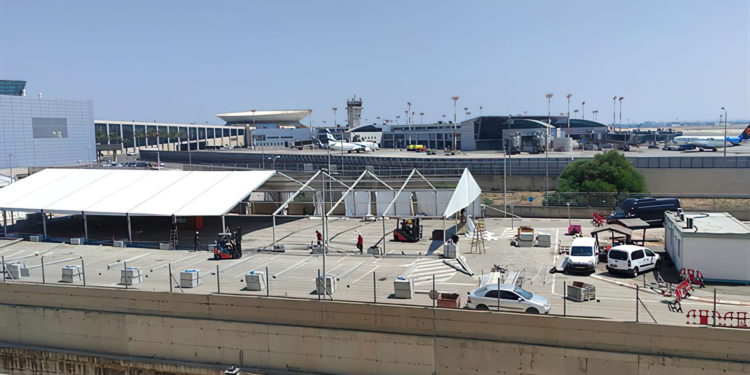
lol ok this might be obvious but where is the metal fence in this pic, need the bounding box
[141,150,750,178]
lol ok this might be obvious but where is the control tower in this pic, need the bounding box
[346,96,363,130]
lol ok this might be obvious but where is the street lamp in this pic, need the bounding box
[721,107,728,157]
[612,96,617,127]
[581,101,586,120]
[250,109,257,149]
[618,97,624,129]
[452,96,460,151]
[268,155,280,170]
[565,93,572,139]
[593,110,599,122]
[545,93,553,193]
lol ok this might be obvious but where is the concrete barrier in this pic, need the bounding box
[0,283,748,374]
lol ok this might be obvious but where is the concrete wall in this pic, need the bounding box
[639,168,750,194]
[0,346,218,375]
[0,283,749,375]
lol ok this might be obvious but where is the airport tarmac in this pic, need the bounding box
[222,140,750,159]
[1,217,749,326]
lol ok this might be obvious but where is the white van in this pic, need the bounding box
[563,237,599,274]
[606,245,660,277]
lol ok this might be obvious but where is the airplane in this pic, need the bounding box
[669,125,750,151]
[323,131,372,153]
[354,139,380,150]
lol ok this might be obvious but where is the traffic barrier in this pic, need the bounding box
[686,309,711,325]
[679,268,705,288]
[718,312,749,329]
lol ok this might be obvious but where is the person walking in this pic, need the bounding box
[316,230,323,245]
[193,231,200,251]
[356,234,364,254]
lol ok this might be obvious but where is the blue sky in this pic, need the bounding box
[1,1,748,125]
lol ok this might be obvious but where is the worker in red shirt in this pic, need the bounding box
[316,230,323,245]
[356,234,364,254]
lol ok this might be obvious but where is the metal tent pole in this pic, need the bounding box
[221,215,226,232]
[2,211,6,237]
[272,214,277,248]
[82,212,89,241]
[381,217,386,255]
[41,210,47,238]
[127,214,133,242]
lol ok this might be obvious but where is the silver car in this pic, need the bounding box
[466,284,550,314]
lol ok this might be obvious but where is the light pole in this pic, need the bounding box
[251,109,257,150]
[479,106,483,116]
[7,153,12,184]
[405,108,411,145]
[574,109,579,119]
[545,93,553,193]
[566,93,572,138]
[581,101,586,120]
[333,107,341,173]
[618,97,624,129]
[419,112,424,125]
[593,110,599,122]
[504,115,512,218]
[612,96,617,127]
[452,96,459,151]
[722,107,727,157]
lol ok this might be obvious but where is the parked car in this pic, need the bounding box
[466,284,550,314]
[607,198,680,227]
[606,245,661,277]
[563,237,599,274]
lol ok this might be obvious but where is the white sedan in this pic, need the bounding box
[466,284,550,314]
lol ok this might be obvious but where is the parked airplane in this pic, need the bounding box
[354,140,380,150]
[323,131,372,153]
[670,125,750,151]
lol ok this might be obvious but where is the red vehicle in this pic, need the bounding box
[213,230,242,260]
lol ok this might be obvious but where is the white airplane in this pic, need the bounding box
[325,131,372,153]
[671,125,750,151]
[354,140,380,150]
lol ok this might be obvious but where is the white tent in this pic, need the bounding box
[443,168,482,218]
[0,169,275,216]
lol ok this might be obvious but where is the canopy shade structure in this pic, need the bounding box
[0,169,275,216]
[443,168,482,218]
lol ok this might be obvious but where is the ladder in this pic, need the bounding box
[169,227,179,250]
[470,219,486,254]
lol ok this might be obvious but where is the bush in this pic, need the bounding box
[558,150,646,193]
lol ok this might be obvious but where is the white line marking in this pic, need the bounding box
[351,265,380,284]
[272,257,310,278]
[150,254,201,272]
[106,253,149,269]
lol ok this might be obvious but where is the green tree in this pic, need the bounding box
[558,150,646,193]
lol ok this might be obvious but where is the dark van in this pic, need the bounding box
[607,198,680,227]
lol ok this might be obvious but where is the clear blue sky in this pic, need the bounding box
[1,0,748,125]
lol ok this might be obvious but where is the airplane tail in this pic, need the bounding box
[739,125,750,141]
[325,130,336,142]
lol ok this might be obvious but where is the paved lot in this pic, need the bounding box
[2,217,749,326]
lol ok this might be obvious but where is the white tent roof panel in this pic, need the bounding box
[443,168,482,218]
[2,169,111,212]
[45,170,151,214]
[0,169,275,217]
[174,171,274,216]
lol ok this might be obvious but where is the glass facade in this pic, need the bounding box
[0,80,26,96]
[0,95,94,168]
[92,121,247,152]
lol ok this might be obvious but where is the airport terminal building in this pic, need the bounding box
[0,80,95,171]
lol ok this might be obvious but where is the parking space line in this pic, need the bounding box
[272,257,310,278]
[106,253,149,269]
[149,254,202,272]
[351,265,380,284]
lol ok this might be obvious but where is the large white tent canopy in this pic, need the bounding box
[0,169,275,216]
[443,168,482,218]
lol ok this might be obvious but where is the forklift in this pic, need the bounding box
[393,218,422,242]
[213,227,243,260]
